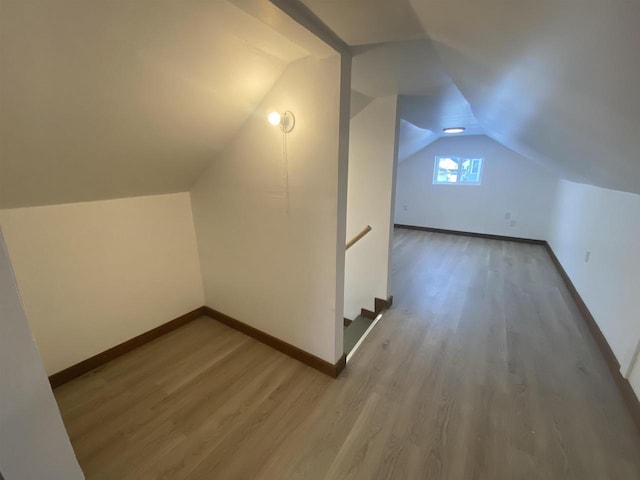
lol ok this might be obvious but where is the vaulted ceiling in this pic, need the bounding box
[2,0,640,207]
[304,0,640,194]
[0,0,331,208]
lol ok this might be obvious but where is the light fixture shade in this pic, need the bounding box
[280,111,295,133]
[268,111,295,133]
[268,111,281,126]
[443,127,465,134]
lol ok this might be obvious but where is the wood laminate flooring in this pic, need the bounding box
[54,229,640,479]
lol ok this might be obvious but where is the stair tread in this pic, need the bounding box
[343,315,374,354]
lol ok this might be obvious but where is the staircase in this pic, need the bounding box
[343,315,375,354]
[343,296,393,356]
[343,226,393,357]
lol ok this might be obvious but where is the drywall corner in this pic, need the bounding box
[190,54,343,364]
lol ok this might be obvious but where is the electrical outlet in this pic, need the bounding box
[504,212,511,220]
[510,220,517,227]
[584,251,591,263]
[403,205,408,211]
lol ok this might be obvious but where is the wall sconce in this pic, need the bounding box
[268,110,295,133]
[267,110,295,214]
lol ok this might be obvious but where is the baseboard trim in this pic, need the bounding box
[202,306,346,378]
[394,224,546,245]
[544,242,640,431]
[360,308,377,320]
[48,306,206,388]
[361,295,394,320]
[375,296,393,312]
[49,305,347,387]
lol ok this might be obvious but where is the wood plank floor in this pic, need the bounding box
[54,229,640,479]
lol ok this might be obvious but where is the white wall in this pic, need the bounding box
[344,96,399,319]
[630,352,640,400]
[190,55,344,364]
[394,135,557,239]
[0,230,84,480]
[0,193,203,375]
[547,180,640,394]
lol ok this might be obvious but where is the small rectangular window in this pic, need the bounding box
[433,156,484,185]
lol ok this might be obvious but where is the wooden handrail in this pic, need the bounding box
[346,225,372,251]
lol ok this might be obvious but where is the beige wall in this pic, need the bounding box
[0,230,84,479]
[191,55,344,364]
[0,193,203,375]
[344,96,399,319]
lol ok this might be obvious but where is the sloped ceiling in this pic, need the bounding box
[305,0,640,194]
[350,38,484,157]
[4,0,639,204]
[0,0,330,208]
[352,39,449,97]
[397,120,438,163]
[350,90,374,119]
[301,0,424,45]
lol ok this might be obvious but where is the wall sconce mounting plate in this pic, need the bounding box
[269,110,295,133]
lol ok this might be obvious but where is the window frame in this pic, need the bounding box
[432,155,484,186]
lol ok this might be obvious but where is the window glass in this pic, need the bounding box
[433,156,483,185]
